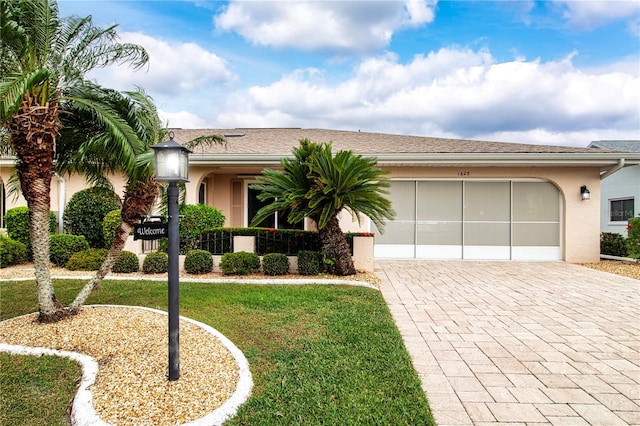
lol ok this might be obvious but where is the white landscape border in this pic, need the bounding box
[0,305,254,426]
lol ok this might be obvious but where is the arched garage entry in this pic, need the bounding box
[373,179,562,261]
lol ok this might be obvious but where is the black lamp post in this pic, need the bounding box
[151,132,191,381]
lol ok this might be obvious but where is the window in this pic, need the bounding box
[610,198,635,222]
[0,182,4,228]
[198,181,206,204]
[247,187,304,230]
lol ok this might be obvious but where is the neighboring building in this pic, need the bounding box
[588,141,640,237]
[2,128,640,263]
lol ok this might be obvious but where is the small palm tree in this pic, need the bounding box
[1,0,148,322]
[251,139,395,275]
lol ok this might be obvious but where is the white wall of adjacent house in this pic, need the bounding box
[599,165,640,237]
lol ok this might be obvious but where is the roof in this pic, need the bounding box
[588,140,640,152]
[171,128,640,170]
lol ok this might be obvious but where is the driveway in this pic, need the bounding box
[376,261,639,425]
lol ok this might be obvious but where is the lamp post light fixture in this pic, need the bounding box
[151,132,191,381]
[580,185,591,201]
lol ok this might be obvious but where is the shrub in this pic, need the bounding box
[184,249,213,274]
[143,251,168,274]
[297,250,323,275]
[219,251,260,275]
[102,209,122,248]
[65,248,108,271]
[64,188,121,248]
[49,234,89,267]
[112,251,139,273]
[0,235,27,268]
[262,253,289,276]
[5,207,57,258]
[627,217,640,259]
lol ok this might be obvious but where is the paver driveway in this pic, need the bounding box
[376,261,639,425]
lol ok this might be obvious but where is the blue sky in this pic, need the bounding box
[58,0,640,147]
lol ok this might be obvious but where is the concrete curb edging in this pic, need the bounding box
[0,305,254,426]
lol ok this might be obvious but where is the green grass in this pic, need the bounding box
[0,278,435,425]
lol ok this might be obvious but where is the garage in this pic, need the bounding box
[373,179,562,261]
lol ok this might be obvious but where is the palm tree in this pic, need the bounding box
[0,0,148,322]
[251,139,395,276]
[56,87,224,313]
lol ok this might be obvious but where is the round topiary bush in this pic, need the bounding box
[0,235,28,268]
[219,251,260,275]
[112,250,139,273]
[297,250,323,275]
[64,188,121,248]
[184,249,213,274]
[49,234,89,267]
[262,253,289,276]
[65,248,108,271]
[143,251,168,274]
[177,204,226,253]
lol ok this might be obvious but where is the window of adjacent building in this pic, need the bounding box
[610,198,635,222]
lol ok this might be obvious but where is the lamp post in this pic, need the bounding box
[151,132,191,381]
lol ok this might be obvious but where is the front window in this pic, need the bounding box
[610,198,635,222]
[247,187,304,229]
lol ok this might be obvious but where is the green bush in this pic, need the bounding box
[600,232,629,257]
[184,249,213,274]
[143,251,168,274]
[5,207,57,258]
[0,235,28,268]
[262,253,289,276]
[627,217,640,259]
[219,251,260,275]
[112,250,139,273]
[64,188,121,248]
[159,204,225,254]
[49,234,89,267]
[297,250,323,275]
[102,209,122,248]
[65,248,108,271]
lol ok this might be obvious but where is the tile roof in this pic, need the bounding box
[588,140,640,152]
[172,128,614,155]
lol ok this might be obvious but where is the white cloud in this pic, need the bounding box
[214,0,436,52]
[215,47,640,146]
[554,0,640,31]
[88,32,237,95]
[158,109,210,129]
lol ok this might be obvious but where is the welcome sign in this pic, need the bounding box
[133,222,168,240]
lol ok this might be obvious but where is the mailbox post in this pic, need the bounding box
[151,132,191,381]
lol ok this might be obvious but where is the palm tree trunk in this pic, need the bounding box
[9,96,64,322]
[318,215,356,276]
[68,222,133,314]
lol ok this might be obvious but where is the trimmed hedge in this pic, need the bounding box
[102,209,122,248]
[627,217,640,259]
[219,251,260,275]
[262,253,289,276]
[297,250,323,275]
[112,250,139,273]
[5,207,57,258]
[49,234,89,267]
[65,248,108,271]
[143,251,168,274]
[184,249,213,274]
[0,235,27,268]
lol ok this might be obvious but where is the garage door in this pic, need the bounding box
[373,180,562,261]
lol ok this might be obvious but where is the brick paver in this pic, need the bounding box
[376,261,640,425]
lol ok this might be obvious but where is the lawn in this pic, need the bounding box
[0,278,435,425]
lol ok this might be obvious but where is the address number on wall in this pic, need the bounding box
[457,171,470,176]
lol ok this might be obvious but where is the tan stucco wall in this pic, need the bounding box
[1,164,602,263]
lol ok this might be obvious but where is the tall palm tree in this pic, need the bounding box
[0,0,148,322]
[251,139,395,276]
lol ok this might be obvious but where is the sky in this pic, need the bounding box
[58,0,640,147]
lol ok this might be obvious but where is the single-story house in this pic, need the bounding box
[2,128,639,263]
[588,140,640,237]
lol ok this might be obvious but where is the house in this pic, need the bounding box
[588,140,640,238]
[2,128,639,263]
